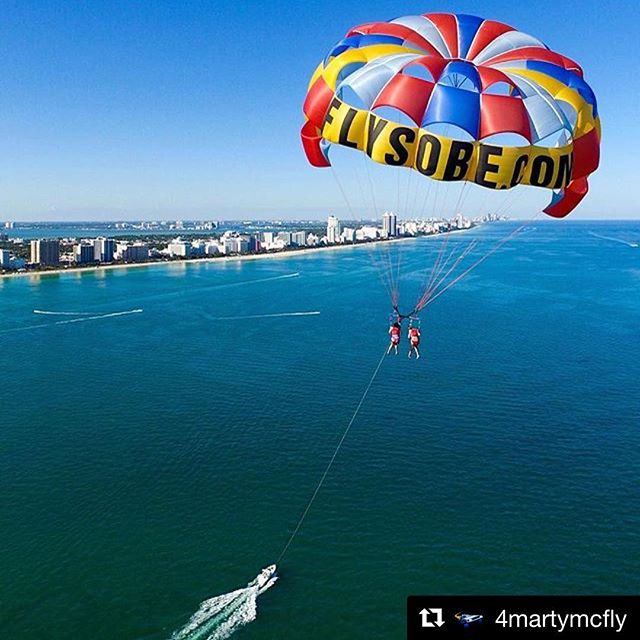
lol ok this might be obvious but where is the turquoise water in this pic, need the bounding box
[1,222,639,639]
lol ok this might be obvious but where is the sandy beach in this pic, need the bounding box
[0,228,475,281]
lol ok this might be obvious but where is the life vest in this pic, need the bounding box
[409,328,420,344]
[390,326,400,343]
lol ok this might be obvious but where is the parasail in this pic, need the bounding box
[302,12,600,218]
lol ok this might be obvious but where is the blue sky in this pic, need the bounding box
[0,0,637,220]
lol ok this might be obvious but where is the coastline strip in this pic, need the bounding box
[0,230,477,281]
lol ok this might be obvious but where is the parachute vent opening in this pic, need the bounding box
[480,132,531,148]
[402,63,437,82]
[483,81,516,96]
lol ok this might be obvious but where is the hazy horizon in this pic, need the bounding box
[4,215,639,224]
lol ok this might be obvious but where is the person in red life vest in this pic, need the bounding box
[387,321,401,355]
[408,325,421,359]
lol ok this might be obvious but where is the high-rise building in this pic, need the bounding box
[168,240,191,258]
[205,242,220,256]
[277,231,293,246]
[30,239,60,266]
[341,227,355,243]
[0,249,11,268]
[235,237,250,253]
[382,212,397,238]
[327,215,341,244]
[248,235,260,252]
[93,239,102,261]
[74,243,95,264]
[260,231,275,245]
[94,238,115,262]
[122,244,149,262]
[291,231,307,246]
[190,241,206,257]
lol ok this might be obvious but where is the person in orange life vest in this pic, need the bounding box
[408,325,421,359]
[387,321,401,355]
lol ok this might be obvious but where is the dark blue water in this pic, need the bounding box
[1,221,638,639]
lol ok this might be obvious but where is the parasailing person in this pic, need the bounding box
[407,324,421,359]
[387,320,402,355]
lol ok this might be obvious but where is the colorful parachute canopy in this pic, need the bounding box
[301,13,600,217]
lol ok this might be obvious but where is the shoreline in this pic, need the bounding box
[0,227,476,281]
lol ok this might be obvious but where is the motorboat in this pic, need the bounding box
[255,564,278,592]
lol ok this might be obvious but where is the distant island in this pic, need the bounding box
[0,212,504,277]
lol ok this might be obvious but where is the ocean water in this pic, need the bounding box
[1,221,639,639]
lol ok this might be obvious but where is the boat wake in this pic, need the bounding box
[33,310,95,315]
[170,587,258,640]
[208,311,320,320]
[170,566,277,640]
[588,232,639,248]
[0,309,143,335]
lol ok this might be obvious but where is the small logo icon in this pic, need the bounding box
[455,612,483,627]
[420,608,445,628]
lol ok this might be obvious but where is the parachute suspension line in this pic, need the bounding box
[426,182,473,286]
[362,160,398,303]
[330,165,395,305]
[330,165,393,304]
[417,166,436,221]
[404,165,414,218]
[421,187,535,308]
[413,177,452,307]
[429,125,449,220]
[359,156,401,310]
[423,214,541,308]
[422,225,451,297]
[414,179,473,310]
[277,349,387,564]
[410,165,424,218]
[418,239,479,309]
[418,238,477,311]
[362,156,400,307]
[494,191,519,218]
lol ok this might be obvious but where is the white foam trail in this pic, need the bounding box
[588,232,638,248]
[209,311,320,320]
[33,310,95,316]
[170,586,258,640]
[0,309,143,335]
[216,272,300,290]
[170,571,278,640]
[50,308,143,325]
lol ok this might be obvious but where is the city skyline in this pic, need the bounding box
[1,211,490,274]
[0,1,636,220]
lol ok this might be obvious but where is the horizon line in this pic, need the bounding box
[3,217,640,224]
